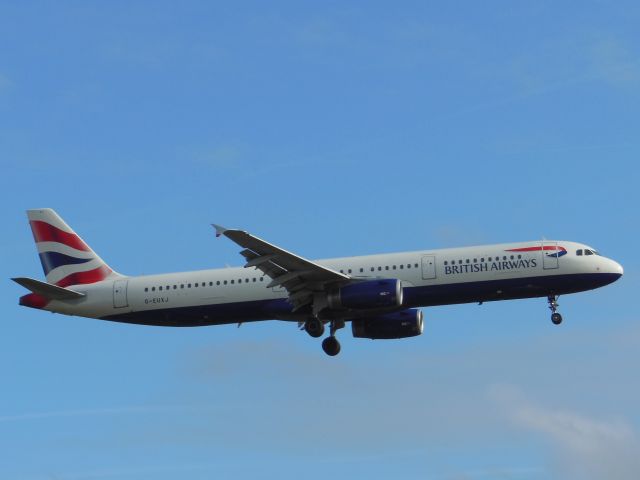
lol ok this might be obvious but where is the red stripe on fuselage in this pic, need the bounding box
[29,220,90,252]
[506,246,565,252]
[55,265,112,288]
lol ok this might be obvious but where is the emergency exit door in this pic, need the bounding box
[113,279,129,308]
[421,255,436,280]
[542,242,559,270]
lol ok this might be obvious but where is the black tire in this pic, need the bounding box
[305,318,325,338]
[322,336,341,356]
[551,312,563,325]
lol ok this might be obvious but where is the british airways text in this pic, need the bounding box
[444,258,538,275]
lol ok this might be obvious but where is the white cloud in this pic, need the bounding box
[491,385,640,480]
[10,323,637,479]
[178,144,244,170]
[196,145,242,168]
[0,405,186,423]
[590,38,640,88]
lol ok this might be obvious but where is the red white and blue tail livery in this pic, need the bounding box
[13,209,623,356]
[28,209,118,287]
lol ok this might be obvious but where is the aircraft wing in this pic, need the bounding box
[213,225,349,311]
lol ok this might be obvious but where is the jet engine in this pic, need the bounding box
[327,279,402,310]
[351,309,423,339]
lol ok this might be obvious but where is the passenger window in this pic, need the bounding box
[444,261,448,266]
[385,266,389,270]
[510,255,514,260]
[378,267,382,271]
[253,278,256,282]
[480,258,485,262]
[144,287,148,292]
[400,264,404,269]
[407,264,411,268]
[152,287,156,291]
[371,267,375,272]
[414,263,418,268]
[260,277,264,281]
[224,280,227,285]
[209,282,213,286]
[180,284,184,289]
[360,268,363,273]
[348,269,352,274]
[188,283,192,288]
[231,280,234,284]
[194,283,198,288]
[466,259,470,264]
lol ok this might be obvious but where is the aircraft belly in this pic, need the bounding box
[404,272,620,307]
[99,272,619,327]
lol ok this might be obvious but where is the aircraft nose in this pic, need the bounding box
[606,258,624,280]
[613,260,624,277]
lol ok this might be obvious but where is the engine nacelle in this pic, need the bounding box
[327,279,403,310]
[351,309,424,339]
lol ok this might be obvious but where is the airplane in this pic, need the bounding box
[13,209,623,356]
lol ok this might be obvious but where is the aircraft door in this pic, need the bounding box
[542,241,559,270]
[113,279,129,308]
[421,255,436,280]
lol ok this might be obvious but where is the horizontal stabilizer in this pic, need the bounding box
[11,277,86,300]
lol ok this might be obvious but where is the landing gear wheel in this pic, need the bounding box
[305,318,325,338]
[322,336,341,356]
[547,295,562,325]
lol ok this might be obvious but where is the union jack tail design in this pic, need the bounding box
[27,209,120,287]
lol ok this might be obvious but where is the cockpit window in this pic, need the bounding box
[585,249,594,256]
[576,249,583,256]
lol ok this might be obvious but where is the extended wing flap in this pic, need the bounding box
[216,226,348,282]
[12,277,86,300]
[212,225,350,310]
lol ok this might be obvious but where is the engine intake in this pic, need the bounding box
[327,279,402,310]
[351,309,424,339]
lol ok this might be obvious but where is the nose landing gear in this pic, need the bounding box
[548,295,563,325]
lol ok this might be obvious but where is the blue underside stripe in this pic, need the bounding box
[101,272,621,327]
[38,251,92,275]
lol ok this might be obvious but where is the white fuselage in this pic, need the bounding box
[39,240,623,326]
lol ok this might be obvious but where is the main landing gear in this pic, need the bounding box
[322,336,340,356]
[547,295,563,325]
[304,317,325,338]
[305,318,344,356]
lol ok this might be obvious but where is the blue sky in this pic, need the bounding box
[1,1,639,479]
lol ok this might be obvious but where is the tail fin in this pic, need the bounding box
[27,208,120,287]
